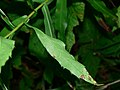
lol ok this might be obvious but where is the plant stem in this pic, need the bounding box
[4,0,48,39]
[97,79,120,90]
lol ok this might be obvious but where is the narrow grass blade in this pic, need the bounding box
[42,3,55,38]
[0,9,15,29]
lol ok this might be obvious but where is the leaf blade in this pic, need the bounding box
[0,37,15,72]
[87,0,116,20]
[54,0,67,41]
[42,3,55,38]
[0,9,15,29]
[72,2,85,22]
[0,15,28,37]
[27,25,97,85]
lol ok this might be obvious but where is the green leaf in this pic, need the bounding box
[54,0,67,41]
[29,30,48,59]
[31,19,44,28]
[1,60,13,89]
[27,25,97,85]
[66,2,85,52]
[7,13,20,21]
[66,6,79,52]
[19,77,33,90]
[87,0,117,20]
[79,18,100,43]
[96,35,120,56]
[0,15,28,37]
[72,2,85,22]
[66,31,75,52]
[0,9,15,29]
[79,46,100,78]
[0,37,15,73]
[0,27,11,37]
[43,67,54,84]
[116,6,120,28]
[33,0,45,3]
[26,0,34,9]
[0,78,8,90]
[42,3,55,38]
[32,0,53,5]
[12,46,25,69]
[100,43,120,56]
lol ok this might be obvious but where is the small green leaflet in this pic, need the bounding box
[27,25,97,85]
[0,37,15,73]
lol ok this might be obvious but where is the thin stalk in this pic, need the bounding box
[97,79,120,90]
[4,0,48,39]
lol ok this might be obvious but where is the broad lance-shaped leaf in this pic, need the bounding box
[54,0,67,41]
[42,3,55,38]
[0,37,15,72]
[27,25,97,85]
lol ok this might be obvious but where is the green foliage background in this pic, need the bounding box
[0,0,120,90]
